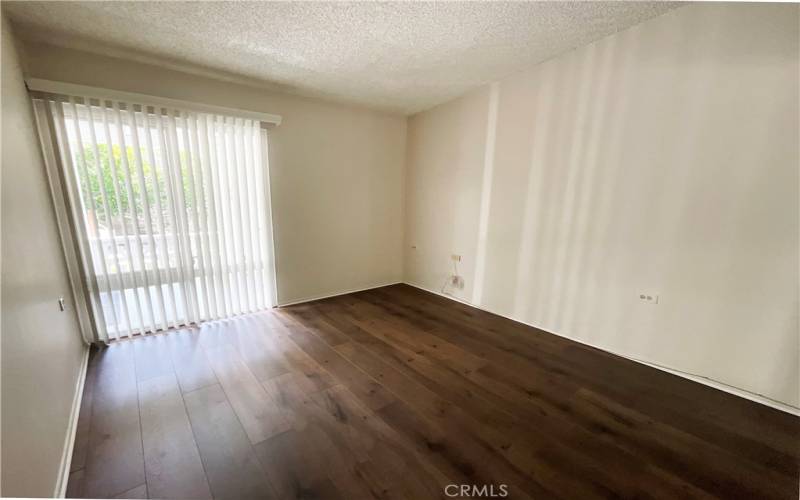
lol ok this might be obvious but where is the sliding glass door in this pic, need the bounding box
[33,95,276,341]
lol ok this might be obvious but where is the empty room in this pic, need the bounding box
[1,1,798,499]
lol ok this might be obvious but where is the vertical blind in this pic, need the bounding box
[33,94,276,342]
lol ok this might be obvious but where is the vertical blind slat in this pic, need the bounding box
[205,115,232,318]
[243,122,261,309]
[219,116,241,314]
[246,121,262,310]
[233,118,255,312]
[256,124,270,308]
[243,122,257,309]
[258,127,275,307]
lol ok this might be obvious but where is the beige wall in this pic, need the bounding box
[1,16,88,497]
[405,3,799,407]
[20,41,407,305]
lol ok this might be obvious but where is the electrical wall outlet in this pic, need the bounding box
[638,293,659,304]
[451,254,462,262]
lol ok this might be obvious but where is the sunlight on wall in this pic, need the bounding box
[471,82,500,306]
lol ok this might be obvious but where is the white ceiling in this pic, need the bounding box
[4,1,680,114]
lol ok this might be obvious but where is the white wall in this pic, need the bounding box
[404,3,799,407]
[20,41,407,305]
[1,16,88,497]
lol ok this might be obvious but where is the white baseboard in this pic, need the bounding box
[54,345,90,498]
[402,281,800,417]
[277,281,402,307]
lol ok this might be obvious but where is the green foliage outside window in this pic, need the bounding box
[76,144,196,227]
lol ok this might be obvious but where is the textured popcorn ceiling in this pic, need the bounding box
[5,1,680,114]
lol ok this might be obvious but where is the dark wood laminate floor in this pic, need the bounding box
[67,284,799,499]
